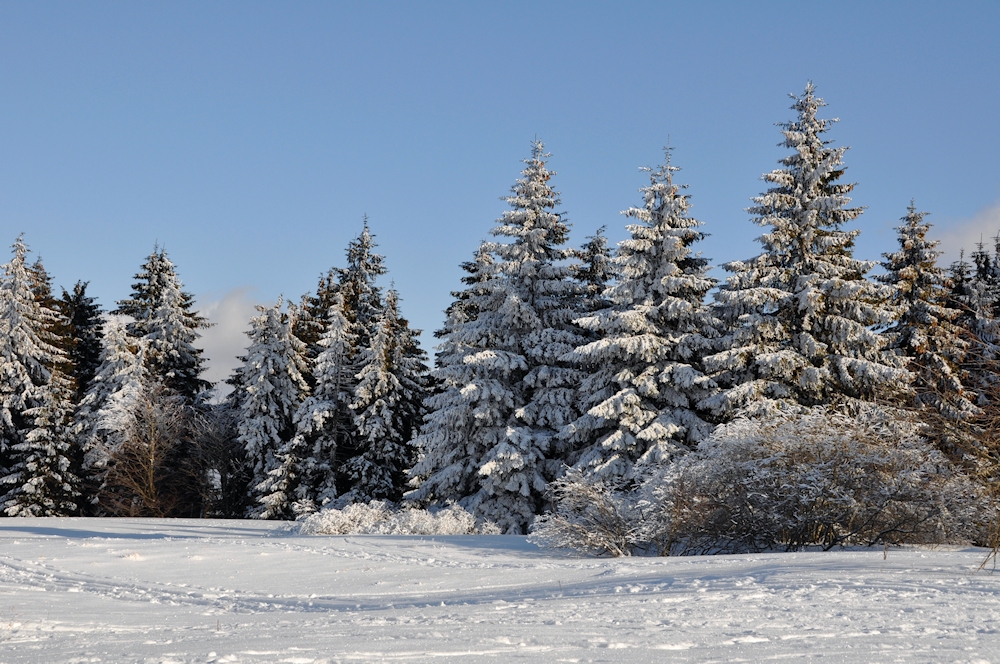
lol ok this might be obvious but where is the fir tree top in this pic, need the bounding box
[113,246,209,400]
[745,82,864,277]
[879,203,946,306]
[114,246,208,334]
[339,217,387,337]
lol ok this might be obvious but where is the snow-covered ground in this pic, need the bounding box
[1,519,999,663]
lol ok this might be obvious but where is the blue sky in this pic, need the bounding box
[2,2,999,386]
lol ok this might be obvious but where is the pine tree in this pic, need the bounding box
[73,318,148,511]
[293,268,341,355]
[561,150,719,480]
[341,289,427,503]
[406,247,495,510]
[114,247,210,401]
[572,226,615,314]
[338,218,387,348]
[284,294,357,512]
[0,236,72,487]
[704,83,907,417]
[27,257,56,309]
[57,282,105,403]
[26,257,76,379]
[392,303,430,447]
[948,247,1000,400]
[409,141,585,533]
[878,204,978,419]
[234,300,309,519]
[3,373,81,516]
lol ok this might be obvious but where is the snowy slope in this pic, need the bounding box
[1,518,998,662]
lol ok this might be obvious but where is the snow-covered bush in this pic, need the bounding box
[532,408,994,556]
[299,501,501,536]
[529,470,645,557]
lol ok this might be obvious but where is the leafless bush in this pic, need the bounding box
[532,407,994,556]
[528,470,645,556]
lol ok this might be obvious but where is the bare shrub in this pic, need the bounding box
[528,470,644,556]
[299,501,500,535]
[532,407,994,556]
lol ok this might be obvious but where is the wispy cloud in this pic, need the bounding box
[197,288,266,398]
[933,201,1000,265]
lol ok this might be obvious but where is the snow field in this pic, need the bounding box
[1,518,999,662]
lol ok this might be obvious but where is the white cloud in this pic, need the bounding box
[933,201,1000,265]
[196,288,266,399]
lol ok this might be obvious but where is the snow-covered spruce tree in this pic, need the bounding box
[704,83,907,417]
[114,247,210,402]
[432,246,494,361]
[948,244,1000,399]
[341,289,427,504]
[281,294,357,513]
[409,141,586,533]
[235,300,309,519]
[293,267,341,356]
[561,150,719,480]
[73,318,148,512]
[572,226,615,314]
[0,236,77,503]
[405,247,495,509]
[338,218,387,349]
[2,370,81,516]
[392,307,430,448]
[56,282,105,403]
[26,257,76,379]
[970,237,1000,317]
[878,204,977,419]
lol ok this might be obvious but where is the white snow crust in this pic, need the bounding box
[1,518,999,662]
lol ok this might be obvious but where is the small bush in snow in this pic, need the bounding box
[298,501,501,536]
[532,408,994,556]
[529,470,645,557]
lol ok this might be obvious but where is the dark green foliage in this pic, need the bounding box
[56,282,105,402]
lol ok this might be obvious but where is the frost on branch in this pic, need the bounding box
[529,469,644,557]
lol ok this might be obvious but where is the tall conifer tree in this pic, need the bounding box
[115,247,210,401]
[0,236,80,514]
[342,289,427,503]
[283,294,357,512]
[704,84,907,417]
[562,150,718,480]
[56,282,105,403]
[73,318,147,511]
[879,204,977,419]
[338,219,387,348]
[572,226,615,315]
[234,301,309,519]
[407,247,495,509]
[409,141,585,533]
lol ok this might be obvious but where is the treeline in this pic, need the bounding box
[1,84,997,547]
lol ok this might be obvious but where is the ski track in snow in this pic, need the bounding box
[0,519,999,662]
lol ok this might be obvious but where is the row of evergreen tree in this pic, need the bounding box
[1,83,995,530]
[0,220,432,518]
